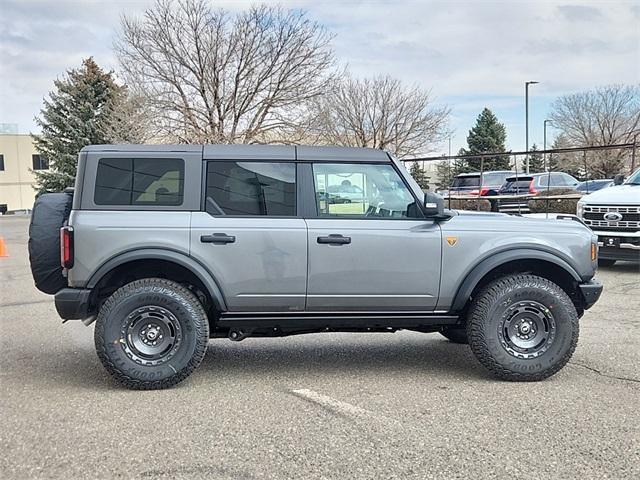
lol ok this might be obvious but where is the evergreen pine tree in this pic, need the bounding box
[435,160,454,190]
[459,108,510,172]
[409,162,430,191]
[528,143,545,173]
[32,58,125,193]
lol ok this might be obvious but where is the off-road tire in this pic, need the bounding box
[440,327,468,344]
[467,274,578,381]
[598,259,616,267]
[28,192,73,294]
[95,278,209,390]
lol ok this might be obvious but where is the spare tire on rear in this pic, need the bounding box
[29,193,73,294]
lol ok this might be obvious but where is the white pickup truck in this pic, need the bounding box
[577,168,640,266]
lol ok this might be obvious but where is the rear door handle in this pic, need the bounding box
[201,233,236,244]
[317,234,351,245]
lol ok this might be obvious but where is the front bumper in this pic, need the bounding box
[579,279,603,310]
[54,288,92,320]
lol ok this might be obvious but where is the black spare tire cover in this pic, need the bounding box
[29,193,73,294]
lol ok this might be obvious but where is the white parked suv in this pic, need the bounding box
[577,168,640,266]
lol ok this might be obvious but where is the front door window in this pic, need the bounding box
[313,163,420,218]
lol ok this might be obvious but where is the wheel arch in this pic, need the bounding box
[451,248,583,315]
[87,248,227,312]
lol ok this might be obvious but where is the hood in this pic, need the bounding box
[450,209,592,235]
[579,184,639,205]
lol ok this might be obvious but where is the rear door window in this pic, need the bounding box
[94,158,185,206]
[205,161,296,216]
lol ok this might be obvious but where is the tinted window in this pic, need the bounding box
[452,176,480,188]
[32,154,49,170]
[206,161,296,216]
[0,154,4,171]
[313,163,419,218]
[501,177,533,191]
[94,158,184,206]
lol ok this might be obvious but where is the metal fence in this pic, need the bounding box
[403,141,637,214]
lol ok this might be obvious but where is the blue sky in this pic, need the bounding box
[1,0,638,155]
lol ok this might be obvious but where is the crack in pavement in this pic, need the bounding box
[569,361,640,384]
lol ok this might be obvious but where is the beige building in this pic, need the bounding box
[0,134,48,213]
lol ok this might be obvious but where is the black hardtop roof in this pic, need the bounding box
[80,144,390,162]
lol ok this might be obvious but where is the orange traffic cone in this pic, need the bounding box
[0,237,8,257]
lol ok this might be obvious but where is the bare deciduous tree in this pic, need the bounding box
[115,0,335,143]
[102,89,157,143]
[310,75,449,158]
[550,84,640,177]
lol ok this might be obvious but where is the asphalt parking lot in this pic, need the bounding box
[1,216,639,479]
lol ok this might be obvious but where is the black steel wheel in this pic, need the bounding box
[121,306,183,366]
[95,278,209,390]
[498,301,555,359]
[467,274,578,381]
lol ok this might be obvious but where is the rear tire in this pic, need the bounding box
[95,278,209,390]
[440,327,468,344]
[467,274,578,381]
[598,258,616,267]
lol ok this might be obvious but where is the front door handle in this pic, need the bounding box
[317,234,351,245]
[201,233,236,244]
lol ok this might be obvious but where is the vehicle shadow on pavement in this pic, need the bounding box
[9,333,490,392]
[597,261,640,273]
[197,334,489,381]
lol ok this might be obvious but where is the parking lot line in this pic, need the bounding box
[291,388,379,420]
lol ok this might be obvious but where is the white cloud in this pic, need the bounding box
[0,0,637,152]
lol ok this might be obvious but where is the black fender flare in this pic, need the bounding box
[86,248,227,311]
[450,248,582,312]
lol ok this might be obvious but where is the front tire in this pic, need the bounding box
[95,278,209,390]
[467,274,578,381]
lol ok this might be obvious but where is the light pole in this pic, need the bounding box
[544,119,552,171]
[525,80,539,174]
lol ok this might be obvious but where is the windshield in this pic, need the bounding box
[625,169,640,185]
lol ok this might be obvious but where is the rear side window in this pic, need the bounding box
[452,176,480,188]
[94,158,185,206]
[537,174,563,187]
[502,178,533,190]
[205,161,296,216]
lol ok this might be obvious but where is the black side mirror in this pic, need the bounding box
[423,192,444,217]
[613,174,624,185]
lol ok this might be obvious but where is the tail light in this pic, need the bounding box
[60,226,74,269]
[473,187,490,196]
[529,180,538,194]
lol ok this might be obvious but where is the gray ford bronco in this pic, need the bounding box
[28,145,603,389]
